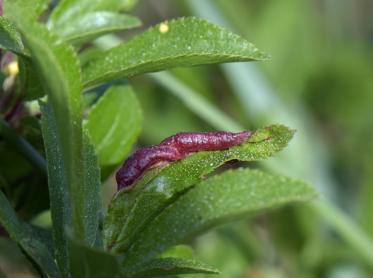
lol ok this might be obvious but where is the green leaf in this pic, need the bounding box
[39,102,72,275]
[68,235,121,278]
[126,257,220,278]
[2,0,48,56]
[104,125,294,252]
[0,17,24,55]
[125,245,219,277]
[0,191,60,277]
[55,12,141,44]
[49,0,138,27]
[18,57,45,100]
[7,8,101,272]
[85,84,142,170]
[82,131,102,247]
[82,17,269,87]
[160,245,195,259]
[41,103,103,271]
[122,168,317,271]
[10,13,94,240]
[4,0,49,20]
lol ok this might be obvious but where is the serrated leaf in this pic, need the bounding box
[122,169,317,271]
[104,125,294,252]
[82,17,269,87]
[0,17,24,55]
[55,11,141,44]
[85,84,142,171]
[0,191,60,277]
[68,235,121,278]
[126,257,220,278]
[1,0,49,55]
[49,0,138,28]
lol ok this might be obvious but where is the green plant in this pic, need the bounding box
[0,0,317,277]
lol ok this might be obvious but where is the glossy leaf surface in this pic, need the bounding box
[85,84,142,169]
[56,11,141,44]
[82,17,268,87]
[49,0,138,27]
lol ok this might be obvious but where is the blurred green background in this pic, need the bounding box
[1,0,373,277]
[130,1,373,277]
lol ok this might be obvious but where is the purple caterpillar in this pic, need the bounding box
[116,131,252,190]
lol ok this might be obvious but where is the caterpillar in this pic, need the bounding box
[116,131,252,190]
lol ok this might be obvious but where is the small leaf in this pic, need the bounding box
[122,169,317,271]
[104,125,293,252]
[126,257,220,278]
[82,17,269,87]
[85,84,142,171]
[0,191,60,277]
[55,12,141,44]
[0,17,24,55]
[49,0,138,27]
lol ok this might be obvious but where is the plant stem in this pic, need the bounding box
[0,118,47,175]
[148,72,244,132]
[310,200,373,266]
